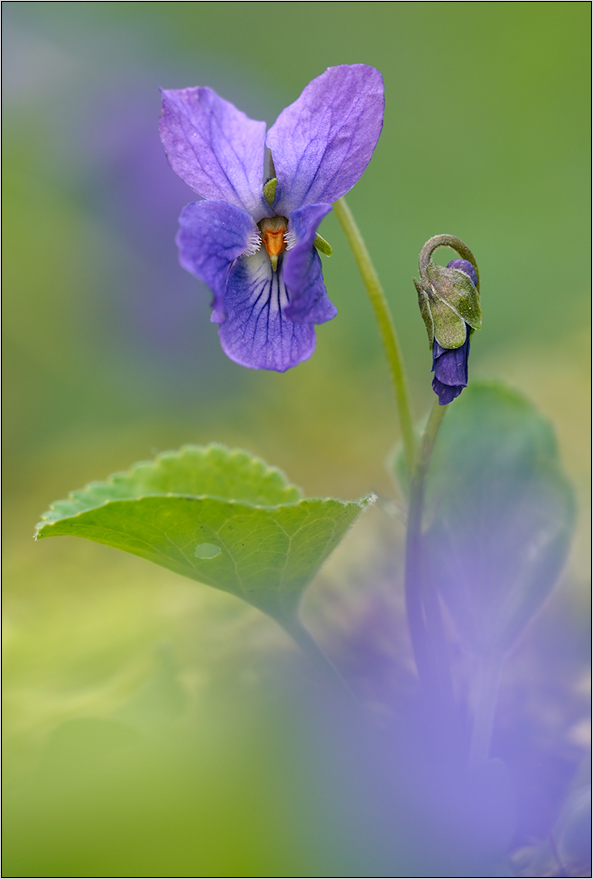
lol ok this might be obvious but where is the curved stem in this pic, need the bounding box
[333,196,416,474]
[418,234,480,292]
[405,401,450,695]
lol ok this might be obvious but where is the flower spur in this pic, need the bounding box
[160,65,384,371]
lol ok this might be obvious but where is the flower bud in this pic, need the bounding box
[414,236,482,405]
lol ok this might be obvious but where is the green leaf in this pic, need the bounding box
[36,445,373,625]
[423,381,575,656]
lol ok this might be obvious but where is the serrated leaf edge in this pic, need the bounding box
[35,492,376,540]
[111,443,303,498]
[34,443,307,536]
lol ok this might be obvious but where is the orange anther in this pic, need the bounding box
[258,216,288,260]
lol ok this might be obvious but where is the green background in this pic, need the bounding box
[3,3,590,874]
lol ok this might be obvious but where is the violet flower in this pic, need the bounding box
[159,65,384,371]
[431,259,478,405]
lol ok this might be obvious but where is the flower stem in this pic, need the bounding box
[334,196,416,474]
[279,615,357,702]
[405,400,451,699]
[469,654,502,766]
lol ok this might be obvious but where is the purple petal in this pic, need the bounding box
[283,204,337,323]
[447,258,478,288]
[176,200,259,318]
[160,87,272,221]
[431,331,471,405]
[218,249,318,371]
[432,377,464,406]
[432,338,470,385]
[267,65,384,215]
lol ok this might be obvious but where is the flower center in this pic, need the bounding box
[258,216,288,270]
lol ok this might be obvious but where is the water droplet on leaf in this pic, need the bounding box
[194,543,221,559]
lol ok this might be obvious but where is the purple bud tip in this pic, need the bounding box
[431,331,471,405]
[447,258,477,288]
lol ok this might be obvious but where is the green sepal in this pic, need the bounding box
[313,233,333,257]
[425,263,482,330]
[414,278,435,347]
[428,295,468,349]
[263,178,277,206]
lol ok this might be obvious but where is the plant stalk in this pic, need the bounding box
[334,196,416,474]
[469,654,502,766]
[280,615,357,702]
[404,400,451,700]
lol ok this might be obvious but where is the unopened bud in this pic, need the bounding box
[414,235,482,405]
